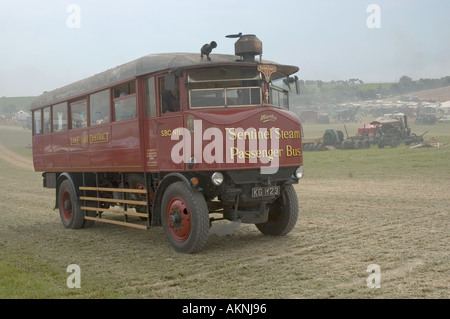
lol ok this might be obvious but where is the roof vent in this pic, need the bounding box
[227,34,262,62]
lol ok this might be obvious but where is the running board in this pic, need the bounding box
[81,206,148,218]
[79,186,149,230]
[84,216,147,230]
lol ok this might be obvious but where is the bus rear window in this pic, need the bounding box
[33,110,42,135]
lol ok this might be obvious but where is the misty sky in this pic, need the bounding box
[1,0,449,97]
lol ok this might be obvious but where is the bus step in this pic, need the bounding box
[79,186,150,229]
[81,206,148,218]
[84,216,147,230]
[80,196,146,206]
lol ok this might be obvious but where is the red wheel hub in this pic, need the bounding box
[166,196,191,242]
[61,190,72,222]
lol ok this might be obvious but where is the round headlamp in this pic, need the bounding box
[295,166,304,179]
[211,172,224,186]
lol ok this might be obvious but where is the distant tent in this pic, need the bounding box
[14,110,30,121]
[440,101,450,114]
[440,101,450,108]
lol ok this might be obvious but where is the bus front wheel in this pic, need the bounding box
[256,184,299,236]
[161,181,210,253]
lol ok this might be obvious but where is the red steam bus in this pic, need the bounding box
[31,34,303,253]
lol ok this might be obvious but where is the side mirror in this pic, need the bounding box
[295,78,300,95]
[284,76,300,94]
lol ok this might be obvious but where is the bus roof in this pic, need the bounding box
[31,52,299,109]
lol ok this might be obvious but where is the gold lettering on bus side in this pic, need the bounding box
[225,127,300,140]
[285,145,302,157]
[70,136,80,146]
[277,130,301,139]
[81,131,88,149]
[70,132,110,148]
[161,129,182,137]
[229,147,283,162]
[89,132,110,144]
[228,145,302,160]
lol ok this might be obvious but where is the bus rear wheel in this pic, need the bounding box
[256,184,299,236]
[58,179,85,229]
[161,181,210,253]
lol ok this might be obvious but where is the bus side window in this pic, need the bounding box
[113,81,137,121]
[159,76,180,113]
[33,110,42,135]
[145,77,156,117]
[53,102,68,132]
[90,90,111,125]
[70,100,88,129]
[43,107,51,134]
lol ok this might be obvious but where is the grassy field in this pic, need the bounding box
[0,123,448,299]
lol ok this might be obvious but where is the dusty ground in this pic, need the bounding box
[0,125,448,299]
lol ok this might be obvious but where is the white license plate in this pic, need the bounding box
[252,186,280,198]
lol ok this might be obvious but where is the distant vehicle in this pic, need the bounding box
[303,113,425,151]
[438,115,450,122]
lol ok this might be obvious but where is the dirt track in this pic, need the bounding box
[0,141,33,171]
[0,124,448,298]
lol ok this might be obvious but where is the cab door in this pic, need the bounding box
[144,74,184,172]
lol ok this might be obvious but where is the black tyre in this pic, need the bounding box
[161,181,210,253]
[390,139,399,148]
[58,179,85,229]
[342,140,352,149]
[256,184,299,236]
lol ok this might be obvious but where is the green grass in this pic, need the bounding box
[0,260,67,299]
[302,120,450,181]
[304,144,450,181]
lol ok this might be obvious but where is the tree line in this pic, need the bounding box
[291,76,450,106]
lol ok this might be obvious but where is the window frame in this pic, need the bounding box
[269,85,289,109]
[89,89,111,126]
[33,109,42,136]
[43,106,51,134]
[144,77,157,117]
[69,98,88,130]
[158,76,181,115]
[110,80,137,122]
[189,86,262,109]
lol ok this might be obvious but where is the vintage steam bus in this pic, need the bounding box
[31,34,304,253]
